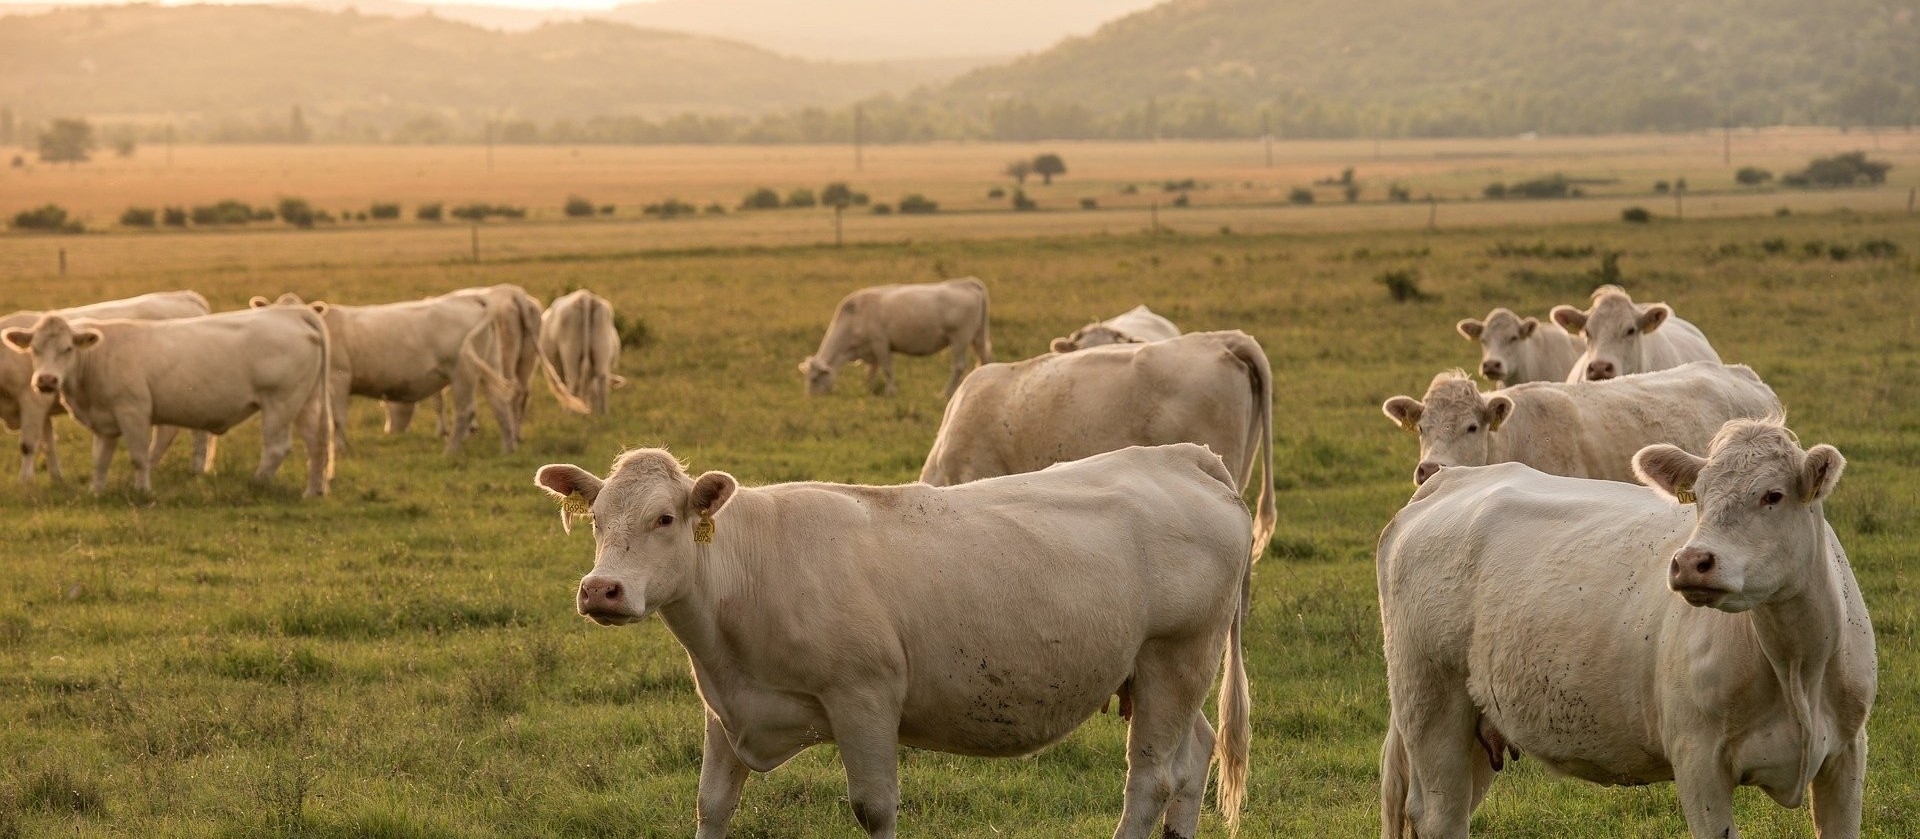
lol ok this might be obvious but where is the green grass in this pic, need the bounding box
[0,209,1916,836]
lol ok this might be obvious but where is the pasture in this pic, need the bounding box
[0,180,1917,835]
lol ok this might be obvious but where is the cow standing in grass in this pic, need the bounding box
[1552,285,1719,381]
[536,289,621,415]
[536,444,1252,838]
[800,278,991,398]
[1455,307,1584,387]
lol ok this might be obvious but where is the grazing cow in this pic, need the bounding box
[1377,419,1874,838]
[1050,304,1181,352]
[921,330,1275,561]
[1381,363,1779,485]
[800,278,991,397]
[1551,285,1720,381]
[536,289,621,414]
[2,291,214,481]
[1455,307,1585,387]
[250,291,518,454]
[2,309,332,496]
[384,284,543,443]
[535,443,1252,838]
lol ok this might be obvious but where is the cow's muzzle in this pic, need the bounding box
[1669,547,1729,607]
[32,374,58,394]
[578,575,641,625]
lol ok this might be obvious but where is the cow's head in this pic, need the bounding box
[535,448,737,625]
[1050,323,1135,353]
[1382,371,1513,485]
[798,356,834,395]
[1551,285,1671,381]
[1634,419,1843,613]
[1457,308,1540,384]
[249,293,328,314]
[2,315,100,395]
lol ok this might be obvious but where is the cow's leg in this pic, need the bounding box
[445,378,476,455]
[1113,645,1215,839]
[149,425,181,466]
[325,370,351,455]
[872,346,896,396]
[190,431,217,476]
[1674,746,1739,839]
[1160,713,1215,839]
[254,398,297,486]
[38,415,60,481]
[483,378,518,454]
[1392,679,1477,839]
[18,394,54,481]
[695,711,750,839]
[122,416,156,494]
[826,693,902,838]
[1812,730,1867,838]
[383,399,414,435]
[295,383,329,498]
[942,342,968,398]
[90,431,118,494]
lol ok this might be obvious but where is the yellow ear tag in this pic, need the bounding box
[1399,418,1418,434]
[560,491,594,518]
[693,510,715,543]
[1675,485,1697,505]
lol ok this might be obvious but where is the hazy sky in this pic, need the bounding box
[0,0,644,8]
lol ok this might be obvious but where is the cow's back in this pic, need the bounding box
[1645,316,1720,371]
[1495,363,1778,482]
[330,297,487,400]
[875,280,985,356]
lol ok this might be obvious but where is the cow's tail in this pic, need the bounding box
[304,307,335,481]
[461,314,519,406]
[1215,522,1252,835]
[1380,723,1410,839]
[1223,331,1276,562]
[968,278,993,364]
[534,301,593,415]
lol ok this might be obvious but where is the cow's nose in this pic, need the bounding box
[1480,360,1504,379]
[1586,360,1616,381]
[578,576,624,612]
[1414,462,1441,485]
[32,374,57,393]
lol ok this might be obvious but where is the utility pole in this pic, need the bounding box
[1261,110,1272,168]
[58,248,66,275]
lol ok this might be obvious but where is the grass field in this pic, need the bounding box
[0,142,1917,836]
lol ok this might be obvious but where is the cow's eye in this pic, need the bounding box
[1626,327,1637,336]
[656,514,675,527]
[1762,490,1784,506]
[1466,424,1478,433]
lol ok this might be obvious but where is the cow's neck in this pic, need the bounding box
[1743,515,1843,794]
[655,492,774,677]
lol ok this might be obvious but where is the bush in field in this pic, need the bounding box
[252,208,276,222]
[1387,183,1412,202]
[1781,151,1892,188]
[1289,187,1314,204]
[821,182,855,209]
[643,198,699,218]
[1080,197,1098,210]
[416,202,444,222]
[786,188,817,208]
[1011,189,1037,211]
[1622,206,1653,223]
[451,204,490,221]
[897,194,938,214]
[1377,269,1430,302]
[163,206,189,227]
[564,196,596,218]
[871,203,894,215]
[599,205,615,216]
[192,200,254,225]
[1508,174,1571,198]
[120,207,157,227]
[13,204,82,232]
[1172,193,1191,207]
[739,187,781,210]
[278,197,317,228]
[1484,182,1508,199]
[704,203,727,215]
[370,203,401,220]
[987,187,1006,199]
[1735,167,1772,186]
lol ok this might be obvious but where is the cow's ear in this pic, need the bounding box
[609,374,629,389]
[1633,444,1705,503]
[309,302,329,315]
[1382,396,1423,432]
[1049,337,1076,353]
[1455,319,1484,340]
[1550,305,1588,335]
[1485,394,1514,432]
[1637,303,1671,334]
[690,471,737,517]
[1518,317,1539,339]
[1,328,30,352]
[72,329,102,349]
[535,464,603,533]
[1799,444,1845,504]
[249,296,272,308]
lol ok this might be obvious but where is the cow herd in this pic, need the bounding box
[4,273,1878,838]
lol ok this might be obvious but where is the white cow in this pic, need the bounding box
[536,289,621,415]
[1381,363,1779,485]
[1050,304,1181,352]
[800,278,991,397]
[2,291,213,481]
[535,443,1252,838]
[1377,419,1874,838]
[2,309,332,496]
[1455,307,1585,386]
[1551,285,1720,381]
[383,284,543,443]
[921,330,1276,561]
[250,291,518,454]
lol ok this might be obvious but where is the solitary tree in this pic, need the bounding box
[1032,153,1067,185]
[822,181,855,246]
[38,118,95,166]
[1003,159,1031,184]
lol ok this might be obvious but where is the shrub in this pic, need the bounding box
[416,202,444,221]
[785,188,817,208]
[703,203,727,215]
[612,312,651,349]
[897,194,938,214]
[120,207,157,227]
[451,204,490,221]
[1011,189,1037,211]
[1079,197,1098,210]
[598,205,615,216]
[1621,206,1653,223]
[870,203,893,215]
[353,212,368,222]
[1759,237,1789,255]
[12,204,81,233]
[987,187,1006,199]
[1782,151,1892,188]
[1483,183,1508,199]
[821,182,855,208]
[163,206,189,226]
[1288,187,1314,205]
[1161,178,1197,192]
[1654,180,1671,194]
[252,208,275,222]
[1387,183,1412,202]
[1735,167,1773,186]
[739,187,781,210]
[1507,174,1571,198]
[1172,193,1192,208]
[369,202,401,220]
[191,200,254,225]
[278,197,317,228]
[642,198,698,219]
[1858,238,1901,258]
[494,205,526,219]
[1377,269,1430,302]
[564,196,596,218]
[1119,184,1139,195]
[1343,183,1362,203]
